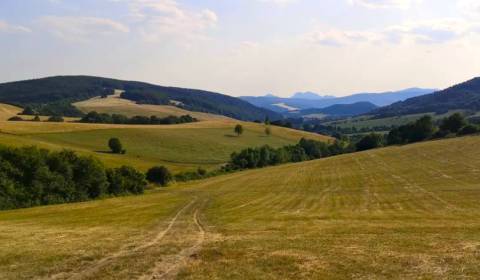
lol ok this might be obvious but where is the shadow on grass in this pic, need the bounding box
[224,134,240,138]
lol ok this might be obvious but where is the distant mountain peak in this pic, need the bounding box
[292,92,335,100]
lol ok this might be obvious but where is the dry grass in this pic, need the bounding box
[0,103,22,121]
[73,91,228,121]
[1,135,480,279]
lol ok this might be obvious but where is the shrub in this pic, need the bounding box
[458,124,478,136]
[356,133,384,151]
[107,166,147,195]
[265,126,271,136]
[440,113,466,133]
[108,138,124,154]
[47,115,64,122]
[33,115,41,122]
[21,106,36,115]
[146,166,172,186]
[8,116,23,121]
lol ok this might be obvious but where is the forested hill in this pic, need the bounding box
[372,77,480,117]
[0,76,282,121]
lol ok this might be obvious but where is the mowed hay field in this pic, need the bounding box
[0,120,331,172]
[73,92,229,121]
[1,136,480,279]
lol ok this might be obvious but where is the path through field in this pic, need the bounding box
[1,136,480,279]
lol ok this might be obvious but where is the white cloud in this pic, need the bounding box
[348,0,422,9]
[459,0,480,18]
[305,18,480,47]
[113,0,217,42]
[304,28,380,46]
[386,18,480,44]
[40,16,129,42]
[0,20,31,33]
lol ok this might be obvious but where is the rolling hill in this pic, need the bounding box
[372,77,480,117]
[73,90,229,121]
[0,119,331,172]
[241,88,435,113]
[1,134,480,279]
[0,76,282,121]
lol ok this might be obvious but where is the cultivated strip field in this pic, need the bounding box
[1,135,480,279]
[73,92,229,121]
[0,120,330,172]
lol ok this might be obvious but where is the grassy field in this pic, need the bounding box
[73,91,228,121]
[1,135,480,279]
[0,120,331,172]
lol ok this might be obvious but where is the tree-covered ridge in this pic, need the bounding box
[372,77,480,117]
[79,111,198,125]
[0,76,282,121]
[0,146,146,210]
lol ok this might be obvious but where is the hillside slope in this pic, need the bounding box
[73,90,229,121]
[1,135,480,279]
[0,120,331,172]
[373,77,480,117]
[0,76,282,121]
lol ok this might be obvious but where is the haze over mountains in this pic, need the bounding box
[240,88,436,113]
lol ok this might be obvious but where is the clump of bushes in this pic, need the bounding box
[146,166,172,186]
[0,146,146,210]
[47,115,64,122]
[80,111,198,125]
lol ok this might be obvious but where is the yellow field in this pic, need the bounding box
[0,103,22,121]
[73,91,228,121]
[1,135,480,279]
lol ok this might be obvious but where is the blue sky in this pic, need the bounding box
[1,0,479,97]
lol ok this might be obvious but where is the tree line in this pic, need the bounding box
[224,138,352,171]
[79,111,198,125]
[355,113,479,151]
[0,146,147,210]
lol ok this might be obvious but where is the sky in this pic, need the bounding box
[1,0,480,97]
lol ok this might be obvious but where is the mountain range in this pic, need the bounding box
[240,88,436,113]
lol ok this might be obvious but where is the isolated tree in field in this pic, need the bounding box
[265,126,271,136]
[234,124,244,136]
[108,138,124,154]
[33,115,41,122]
[146,166,172,186]
[47,115,64,122]
[440,113,466,133]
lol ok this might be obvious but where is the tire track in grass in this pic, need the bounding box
[46,198,197,280]
[139,206,206,280]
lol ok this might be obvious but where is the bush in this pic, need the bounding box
[440,113,466,133]
[8,116,23,121]
[47,115,64,122]
[107,166,147,195]
[458,124,478,136]
[21,106,36,115]
[356,133,384,151]
[33,115,41,122]
[146,166,172,186]
[108,138,124,154]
